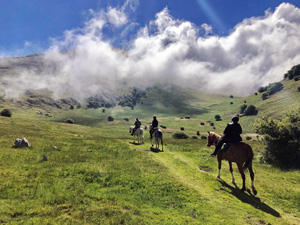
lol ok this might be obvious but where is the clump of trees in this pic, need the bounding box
[284,64,300,80]
[215,115,222,121]
[172,132,189,139]
[254,110,300,168]
[1,109,12,117]
[240,104,258,116]
[118,88,146,109]
[258,82,284,100]
[65,118,74,124]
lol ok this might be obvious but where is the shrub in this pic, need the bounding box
[240,104,247,114]
[180,127,184,131]
[266,82,283,95]
[1,109,12,117]
[65,118,74,124]
[215,115,222,121]
[258,87,267,93]
[108,116,114,121]
[200,135,207,139]
[298,86,300,92]
[254,110,300,168]
[262,93,269,100]
[244,105,258,116]
[172,132,189,139]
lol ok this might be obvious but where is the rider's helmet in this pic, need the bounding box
[153,115,156,119]
[136,118,139,120]
[232,115,239,122]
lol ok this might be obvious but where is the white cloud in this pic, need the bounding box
[3,3,300,100]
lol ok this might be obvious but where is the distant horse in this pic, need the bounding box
[129,126,144,144]
[207,131,257,195]
[149,125,163,151]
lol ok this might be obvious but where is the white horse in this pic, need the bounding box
[149,125,163,151]
[129,126,144,144]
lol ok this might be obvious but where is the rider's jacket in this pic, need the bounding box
[152,119,158,128]
[134,120,141,128]
[223,122,242,143]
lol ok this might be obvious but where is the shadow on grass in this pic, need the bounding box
[217,179,281,218]
[129,142,143,145]
[150,147,163,153]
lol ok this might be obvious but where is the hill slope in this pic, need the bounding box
[0,116,299,224]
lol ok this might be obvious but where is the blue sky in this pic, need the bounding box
[1,0,300,56]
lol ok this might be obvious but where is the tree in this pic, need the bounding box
[244,105,258,116]
[1,109,12,117]
[240,104,247,114]
[215,115,222,121]
[254,110,300,168]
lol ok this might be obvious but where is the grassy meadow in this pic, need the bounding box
[0,99,299,225]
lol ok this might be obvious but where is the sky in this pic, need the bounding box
[1,0,300,99]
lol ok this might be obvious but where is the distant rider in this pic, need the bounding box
[211,115,242,157]
[131,118,141,136]
[150,116,158,138]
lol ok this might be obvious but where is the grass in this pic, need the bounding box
[0,114,299,224]
[0,79,299,224]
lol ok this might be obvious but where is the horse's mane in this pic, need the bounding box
[209,131,221,139]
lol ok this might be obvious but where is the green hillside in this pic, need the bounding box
[0,58,300,224]
[0,114,299,224]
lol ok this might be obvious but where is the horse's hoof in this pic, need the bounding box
[217,175,220,179]
[252,189,257,195]
[241,187,246,192]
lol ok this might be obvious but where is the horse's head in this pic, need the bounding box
[207,131,220,147]
[129,126,133,133]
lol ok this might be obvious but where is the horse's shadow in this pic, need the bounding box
[129,142,143,145]
[150,147,163,153]
[217,179,281,217]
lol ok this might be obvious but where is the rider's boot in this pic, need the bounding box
[210,147,218,157]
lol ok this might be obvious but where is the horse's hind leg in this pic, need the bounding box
[237,164,246,192]
[248,166,257,195]
[229,162,235,184]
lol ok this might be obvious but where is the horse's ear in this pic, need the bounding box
[207,131,210,134]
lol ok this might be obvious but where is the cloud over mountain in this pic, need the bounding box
[3,2,300,99]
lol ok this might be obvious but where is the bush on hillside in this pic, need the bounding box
[108,116,114,121]
[298,86,300,92]
[172,132,189,139]
[284,64,300,80]
[215,114,222,121]
[266,82,284,96]
[244,105,258,116]
[1,109,12,117]
[254,110,300,168]
[262,93,269,100]
[259,82,284,100]
[240,104,247,114]
[65,118,74,124]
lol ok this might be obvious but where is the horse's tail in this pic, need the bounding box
[243,144,254,170]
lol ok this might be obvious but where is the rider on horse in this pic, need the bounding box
[131,118,141,136]
[211,115,242,157]
[150,115,158,138]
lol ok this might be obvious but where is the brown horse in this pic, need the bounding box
[207,131,257,195]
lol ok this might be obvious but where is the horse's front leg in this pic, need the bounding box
[229,162,235,184]
[237,164,246,192]
[217,158,222,179]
